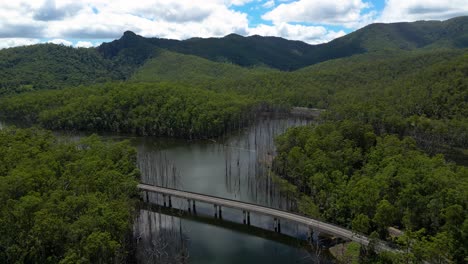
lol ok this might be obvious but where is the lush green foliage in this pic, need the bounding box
[322,50,468,155]
[1,48,466,152]
[130,50,276,84]
[201,49,467,155]
[122,17,468,71]
[0,82,256,139]
[2,17,466,96]
[0,44,125,96]
[0,16,466,264]
[273,121,468,262]
[336,16,468,52]
[0,127,139,263]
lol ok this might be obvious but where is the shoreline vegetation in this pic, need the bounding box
[271,121,467,263]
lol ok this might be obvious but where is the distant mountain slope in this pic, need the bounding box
[192,48,464,108]
[99,16,468,71]
[0,44,123,95]
[130,49,276,84]
[336,16,468,51]
[0,16,466,95]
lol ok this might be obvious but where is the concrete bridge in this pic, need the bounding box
[138,183,395,252]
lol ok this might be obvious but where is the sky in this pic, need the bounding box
[1,0,467,49]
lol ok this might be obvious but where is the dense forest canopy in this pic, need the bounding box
[0,128,139,263]
[0,82,256,139]
[1,16,467,96]
[1,48,465,154]
[0,44,125,96]
[272,121,468,262]
[100,16,468,71]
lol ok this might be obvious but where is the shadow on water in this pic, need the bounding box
[135,203,335,264]
[3,113,336,263]
[142,202,338,252]
[133,113,328,263]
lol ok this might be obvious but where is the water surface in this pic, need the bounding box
[132,115,332,263]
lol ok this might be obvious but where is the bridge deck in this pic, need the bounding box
[138,183,378,247]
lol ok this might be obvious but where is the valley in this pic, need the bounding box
[0,16,467,263]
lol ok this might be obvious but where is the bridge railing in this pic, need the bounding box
[138,183,399,252]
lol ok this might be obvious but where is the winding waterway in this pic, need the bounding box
[131,114,334,263]
[2,115,334,263]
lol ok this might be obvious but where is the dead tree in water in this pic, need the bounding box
[135,210,189,264]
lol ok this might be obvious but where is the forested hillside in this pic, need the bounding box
[1,16,466,97]
[0,82,256,139]
[102,16,468,71]
[0,44,124,95]
[0,128,139,263]
[273,121,468,263]
[334,16,468,51]
[1,48,466,152]
[130,50,276,84]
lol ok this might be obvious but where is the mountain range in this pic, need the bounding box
[100,16,468,71]
[0,16,467,95]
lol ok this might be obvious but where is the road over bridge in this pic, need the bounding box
[138,183,396,252]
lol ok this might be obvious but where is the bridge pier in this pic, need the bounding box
[313,230,320,243]
[243,211,250,225]
[137,184,390,251]
[192,200,196,215]
[218,206,222,219]
[274,218,281,233]
[308,228,320,244]
[163,194,167,207]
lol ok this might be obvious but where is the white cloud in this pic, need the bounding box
[75,41,94,48]
[33,0,84,21]
[226,0,255,6]
[1,0,466,51]
[380,0,468,22]
[0,0,251,40]
[47,38,72,46]
[0,38,40,49]
[249,23,346,44]
[0,0,352,49]
[262,0,373,28]
[263,0,275,9]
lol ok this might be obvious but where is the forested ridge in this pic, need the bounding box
[0,16,467,263]
[0,44,125,96]
[273,121,467,262]
[1,16,467,96]
[101,16,468,71]
[0,128,139,263]
[0,83,256,139]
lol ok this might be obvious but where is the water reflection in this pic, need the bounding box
[134,208,330,264]
[134,114,328,263]
[136,115,310,208]
[3,114,329,263]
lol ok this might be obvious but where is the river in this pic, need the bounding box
[131,114,334,263]
[1,115,334,263]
